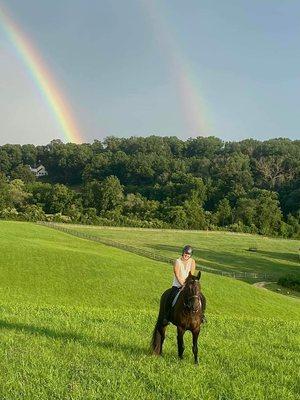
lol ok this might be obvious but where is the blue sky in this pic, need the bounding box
[0,0,299,144]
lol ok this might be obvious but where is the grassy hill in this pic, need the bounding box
[0,221,299,399]
[52,223,300,280]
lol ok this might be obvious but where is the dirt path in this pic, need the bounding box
[252,281,273,289]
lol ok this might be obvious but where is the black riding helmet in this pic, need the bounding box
[182,245,193,256]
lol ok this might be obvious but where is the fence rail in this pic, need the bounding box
[37,222,271,281]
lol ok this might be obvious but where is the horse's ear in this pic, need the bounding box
[197,271,201,280]
[188,271,192,277]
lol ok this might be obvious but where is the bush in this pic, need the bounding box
[228,221,245,233]
[47,213,72,223]
[0,208,19,220]
[278,275,300,292]
[20,205,46,222]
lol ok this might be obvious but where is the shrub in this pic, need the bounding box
[228,221,245,233]
[20,205,46,222]
[278,275,300,292]
[0,208,19,220]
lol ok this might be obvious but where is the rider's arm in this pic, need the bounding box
[173,260,185,286]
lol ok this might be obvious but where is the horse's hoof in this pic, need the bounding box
[195,360,199,365]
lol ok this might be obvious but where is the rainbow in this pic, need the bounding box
[141,0,212,137]
[0,3,84,143]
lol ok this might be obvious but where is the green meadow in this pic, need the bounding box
[0,221,299,400]
[56,223,300,280]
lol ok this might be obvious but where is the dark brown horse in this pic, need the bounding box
[151,271,206,364]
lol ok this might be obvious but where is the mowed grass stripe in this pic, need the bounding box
[0,221,299,400]
[61,223,300,280]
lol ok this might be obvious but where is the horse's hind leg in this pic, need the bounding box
[177,326,185,359]
[192,329,200,365]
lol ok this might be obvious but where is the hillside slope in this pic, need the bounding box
[59,223,300,280]
[0,221,299,400]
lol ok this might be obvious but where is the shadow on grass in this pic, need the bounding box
[255,250,300,265]
[0,319,148,357]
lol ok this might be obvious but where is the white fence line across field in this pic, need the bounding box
[37,222,270,281]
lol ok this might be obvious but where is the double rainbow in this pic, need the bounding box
[0,4,84,144]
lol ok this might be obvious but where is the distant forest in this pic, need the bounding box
[0,136,299,238]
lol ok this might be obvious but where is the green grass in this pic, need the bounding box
[0,221,299,399]
[58,223,300,280]
[265,282,300,299]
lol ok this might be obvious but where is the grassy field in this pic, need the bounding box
[0,221,299,399]
[56,224,300,281]
[265,282,300,299]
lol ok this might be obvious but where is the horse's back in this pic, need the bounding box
[154,288,172,322]
[160,288,172,306]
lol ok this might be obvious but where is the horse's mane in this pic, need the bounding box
[183,271,201,289]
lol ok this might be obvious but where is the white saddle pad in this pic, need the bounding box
[172,291,181,307]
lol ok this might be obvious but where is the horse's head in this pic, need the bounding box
[182,271,201,313]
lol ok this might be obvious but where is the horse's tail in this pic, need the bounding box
[151,318,163,355]
[150,289,169,355]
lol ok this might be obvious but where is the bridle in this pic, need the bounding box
[184,293,201,314]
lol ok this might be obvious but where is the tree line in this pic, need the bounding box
[0,136,299,238]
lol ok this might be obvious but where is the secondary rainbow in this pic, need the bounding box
[141,0,212,136]
[0,4,84,143]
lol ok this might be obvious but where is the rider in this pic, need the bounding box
[163,245,196,323]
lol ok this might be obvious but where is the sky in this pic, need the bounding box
[0,0,299,145]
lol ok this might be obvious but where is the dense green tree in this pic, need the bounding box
[183,193,208,230]
[185,136,223,158]
[252,189,283,235]
[282,188,300,215]
[0,179,31,210]
[167,205,188,229]
[98,176,124,214]
[82,152,112,182]
[1,136,299,237]
[1,144,22,170]
[48,184,77,214]
[286,213,300,237]
[253,155,297,190]
[215,198,233,226]
[27,182,52,212]
[235,197,257,227]
[83,176,124,214]
[0,150,11,175]
[224,138,260,157]
[212,153,254,203]
[21,144,37,166]
[123,193,159,220]
[11,164,36,183]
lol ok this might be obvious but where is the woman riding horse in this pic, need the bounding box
[164,244,196,323]
[151,245,206,364]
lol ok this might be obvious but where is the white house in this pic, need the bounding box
[29,165,48,178]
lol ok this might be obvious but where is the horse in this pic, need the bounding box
[151,271,206,364]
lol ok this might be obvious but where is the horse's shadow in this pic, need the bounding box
[0,319,147,357]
